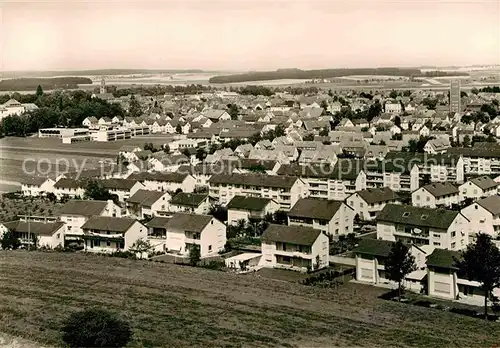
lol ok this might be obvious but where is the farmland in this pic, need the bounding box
[0,252,499,347]
[0,135,176,192]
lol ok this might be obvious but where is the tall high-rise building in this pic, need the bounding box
[450,80,461,113]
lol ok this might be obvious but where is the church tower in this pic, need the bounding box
[100,77,106,94]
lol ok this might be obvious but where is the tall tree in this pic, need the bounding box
[128,95,142,117]
[189,244,201,266]
[36,85,44,98]
[228,104,239,120]
[455,234,500,319]
[385,240,416,301]
[84,180,118,203]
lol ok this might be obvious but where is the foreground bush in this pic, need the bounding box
[61,308,132,347]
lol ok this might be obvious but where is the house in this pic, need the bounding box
[126,190,171,219]
[119,145,142,162]
[353,238,429,292]
[347,187,400,221]
[146,213,226,257]
[82,116,99,128]
[100,179,145,202]
[227,196,280,225]
[1,220,65,249]
[424,138,451,154]
[277,160,367,200]
[426,248,500,303]
[385,101,401,114]
[128,172,196,193]
[168,192,213,215]
[81,216,147,253]
[209,173,307,211]
[260,224,329,272]
[20,176,55,197]
[204,109,231,122]
[53,178,85,200]
[459,176,498,200]
[461,195,500,239]
[376,204,469,251]
[287,198,354,237]
[411,182,460,208]
[59,199,121,245]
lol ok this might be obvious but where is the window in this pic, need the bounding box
[208,245,212,252]
[416,195,420,200]
[451,231,456,237]
[426,197,430,202]
[433,242,441,246]
[107,241,111,246]
[402,212,410,217]
[451,242,456,249]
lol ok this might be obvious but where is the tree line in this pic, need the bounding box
[0,88,125,137]
[0,77,92,91]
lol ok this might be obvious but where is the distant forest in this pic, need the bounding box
[0,77,93,91]
[209,68,469,83]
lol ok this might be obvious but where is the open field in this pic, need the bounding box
[0,135,176,190]
[0,252,499,348]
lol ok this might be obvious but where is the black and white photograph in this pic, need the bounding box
[0,0,500,347]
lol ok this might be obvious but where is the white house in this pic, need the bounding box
[287,198,354,237]
[227,196,280,225]
[459,176,498,201]
[260,224,329,272]
[347,187,400,221]
[126,189,171,219]
[53,178,85,200]
[411,182,460,208]
[100,179,145,202]
[146,213,226,257]
[59,199,122,245]
[128,172,196,193]
[209,173,307,211]
[385,101,402,114]
[0,99,25,120]
[168,192,214,215]
[20,177,55,197]
[426,248,500,304]
[1,220,65,249]
[377,204,469,251]
[81,216,147,253]
[461,195,500,239]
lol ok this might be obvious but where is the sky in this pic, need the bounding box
[1,0,499,72]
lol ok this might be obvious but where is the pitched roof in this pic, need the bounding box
[469,176,498,190]
[288,198,345,220]
[261,224,321,246]
[2,220,65,236]
[128,172,188,183]
[127,189,166,206]
[477,195,500,216]
[54,178,84,189]
[227,195,273,211]
[59,200,108,217]
[166,213,214,232]
[426,248,461,270]
[169,192,208,207]
[356,187,399,204]
[377,204,462,231]
[353,239,394,258]
[209,173,299,189]
[145,216,172,229]
[20,176,49,186]
[101,179,139,191]
[81,216,138,233]
[421,182,459,198]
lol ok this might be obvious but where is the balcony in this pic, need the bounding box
[274,249,313,259]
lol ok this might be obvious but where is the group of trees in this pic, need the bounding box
[111,84,214,97]
[238,85,274,96]
[404,136,434,153]
[0,89,125,137]
[0,77,92,92]
[479,86,500,93]
[84,180,118,203]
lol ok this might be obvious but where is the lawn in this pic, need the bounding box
[0,252,499,348]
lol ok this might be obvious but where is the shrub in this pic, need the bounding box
[61,308,132,347]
